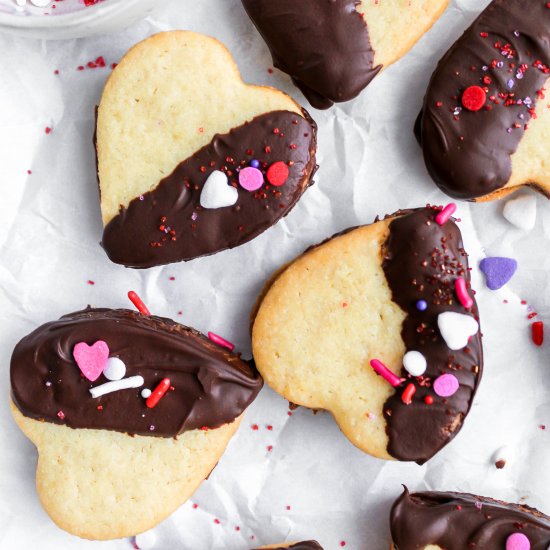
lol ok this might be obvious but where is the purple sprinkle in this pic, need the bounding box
[524,97,532,105]
[514,30,520,37]
[250,159,260,168]
[507,128,513,134]
[474,501,483,510]
[139,195,144,201]
[507,79,515,89]
[497,61,504,68]
[191,212,198,221]
[45,381,52,387]
[416,300,428,312]
[479,257,518,290]
[482,65,488,71]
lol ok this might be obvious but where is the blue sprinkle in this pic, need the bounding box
[251,159,260,168]
[416,300,428,312]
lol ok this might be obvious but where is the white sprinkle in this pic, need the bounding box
[89,376,144,398]
[103,357,126,381]
[200,170,238,209]
[403,351,428,377]
[141,388,152,399]
[503,194,537,230]
[30,0,51,6]
[437,312,479,351]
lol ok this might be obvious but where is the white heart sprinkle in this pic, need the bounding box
[403,351,427,377]
[30,0,51,6]
[103,357,126,381]
[437,311,479,350]
[200,170,238,209]
[503,195,536,230]
[15,0,26,6]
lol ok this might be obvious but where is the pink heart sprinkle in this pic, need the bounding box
[506,533,531,550]
[433,373,459,397]
[238,166,264,191]
[73,341,110,381]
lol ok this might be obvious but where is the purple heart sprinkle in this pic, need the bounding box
[479,257,518,290]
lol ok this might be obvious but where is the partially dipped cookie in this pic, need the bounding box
[252,207,482,464]
[242,0,449,109]
[390,488,550,549]
[417,0,550,200]
[10,307,262,540]
[97,31,317,268]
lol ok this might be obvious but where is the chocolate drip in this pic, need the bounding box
[10,309,263,437]
[241,0,379,109]
[417,0,550,199]
[382,208,482,463]
[102,110,317,268]
[391,489,550,549]
[253,542,323,550]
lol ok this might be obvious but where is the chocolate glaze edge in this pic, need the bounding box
[242,0,380,109]
[417,0,550,199]
[382,208,482,464]
[11,308,263,438]
[252,542,323,550]
[101,109,317,268]
[391,488,550,550]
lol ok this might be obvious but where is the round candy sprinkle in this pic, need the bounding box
[250,159,260,168]
[462,85,487,111]
[370,359,403,388]
[141,388,152,399]
[433,373,460,397]
[267,161,289,186]
[416,300,428,312]
[506,533,531,550]
[103,357,126,381]
[403,351,428,377]
[239,166,264,191]
[435,203,457,226]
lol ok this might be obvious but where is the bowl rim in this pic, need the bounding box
[0,0,150,29]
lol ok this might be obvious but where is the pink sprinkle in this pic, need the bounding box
[45,127,52,134]
[267,445,273,452]
[506,533,531,550]
[251,424,259,430]
[436,203,457,225]
[214,519,220,525]
[238,166,264,191]
[340,542,346,547]
[87,280,95,285]
[455,278,473,309]
[208,332,235,351]
[433,373,460,397]
[192,503,198,509]
[370,359,403,387]
[57,410,65,420]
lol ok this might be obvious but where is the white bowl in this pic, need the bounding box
[0,0,170,40]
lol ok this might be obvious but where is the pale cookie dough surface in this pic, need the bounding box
[359,0,449,70]
[11,400,240,541]
[97,30,302,224]
[252,219,406,460]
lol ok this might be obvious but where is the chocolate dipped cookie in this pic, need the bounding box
[417,0,550,201]
[97,31,317,268]
[242,0,449,109]
[390,488,550,549]
[10,308,262,540]
[251,206,482,464]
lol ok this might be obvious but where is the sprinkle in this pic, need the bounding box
[238,166,264,191]
[403,351,428,377]
[57,410,65,420]
[250,159,260,168]
[370,359,403,388]
[416,300,428,311]
[424,395,434,405]
[146,378,171,409]
[532,321,544,346]
[200,170,238,209]
[506,533,531,550]
[479,257,518,290]
[266,161,289,186]
[89,376,144,399]
[503,195,537,230]
[433,373,460,398]
[128,291,151,316]
[103,357,126,381]
[208,332,235,351]
[455,278,473,309]
[141,388,151,398]
[438,311,479,350]
[401,383,416,405]
[462,85,487,111]
[435,203,457,226]
[73,341,109,381]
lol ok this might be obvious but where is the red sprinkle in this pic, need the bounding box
[146,378,171,409]
[424,395,434,405]
[532,321,544,346]
[401,383,416,405]
[127,291,151,316]
[462,86,487,111]
[266,161,289,187]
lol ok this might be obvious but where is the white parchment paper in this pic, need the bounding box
[0,1,549,548]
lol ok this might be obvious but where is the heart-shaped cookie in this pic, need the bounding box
[97,31,317,268]
[251,207,482,464]
[390,488,550,550]
[10,308,262,540]
[242,0,449,109]
[416,0,550,201]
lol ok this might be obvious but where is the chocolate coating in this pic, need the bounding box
[241,0,379,109]
[382,208,482,463]
[417,0,550,199]
[11,308,263,437]
[391,488,550,549]
[253,543,323,550]
[102,110,317,268]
